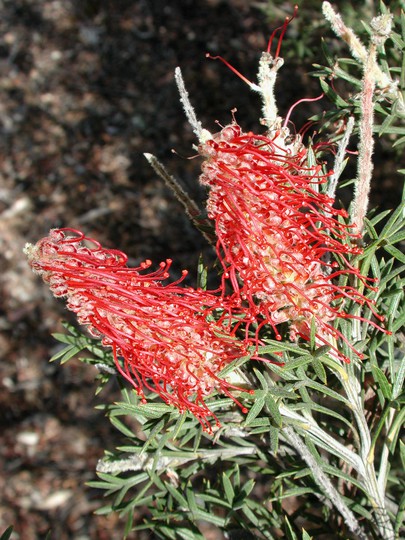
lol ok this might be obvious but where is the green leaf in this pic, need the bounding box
[222,472,235,504]
[196,255,208,290]
[114,474,152,507]
[189,504,226,528]
[244,417,271,429]
[109,415,138,438]
[368,209,393,226]
[309,317,316,351]
[0,527,14,540]
[300,379,350,405]
[312,345,331,360]
[281,356,313,371]
[50,344,82,364]
[165,481,188,509]
[113,400,174,420]
[387,407,405,451]
[393,135,405,148]
[334,63,363,87]
[320,39,334,67]
[241,503,262,528]
[394,491,405,537]
[265,394,282,427]
[258,341,311,355]
[387,229,405,246]
[176,527,206,540]
[380,200,405,240]
[371,365,392,400]
[253,367,270,390]
[284,515,298,540]
[51,332,79,344]
[269,425,279,454]
[199,492,232,509]
[123,511,134,537]
[268,487,314,502]
[93,503,114,515]
[236,478,255,504]
[383,244,405,263]
[311,358,327,384]
[364,218,379,240]
[377,111,397,137]
[400,440,405,476]
[392,307,405,333]
[244,395,266,426]
[291,402,355,432]
[322,464,367,492]
[392,357,405,400]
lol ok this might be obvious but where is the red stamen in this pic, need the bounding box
[206,53,254,87]
[283,93,325,129]
[26,228,256,428]
[267,5,299,58]
[199,122,388,362]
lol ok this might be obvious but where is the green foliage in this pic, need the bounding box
[0,528,13,540]
[0,527,50,540]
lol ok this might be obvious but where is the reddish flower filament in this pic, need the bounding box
[199,123,388,362]
[26,228,254,429]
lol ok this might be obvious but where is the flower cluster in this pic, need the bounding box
[25,228,251,427]
[25,122,387,424]
[199,123,385,361]
[26,35,388,424]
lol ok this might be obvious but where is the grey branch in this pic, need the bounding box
[327,116,355,200]
[144,153,215,245]
[283,426,369,540]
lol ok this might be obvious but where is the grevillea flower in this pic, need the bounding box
[199,123,386,361]
[24,228,252,427]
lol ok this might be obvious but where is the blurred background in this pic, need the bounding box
[0,1,402,538]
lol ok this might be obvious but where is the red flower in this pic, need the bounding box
[25,228,251,427]
[199,124,386,361]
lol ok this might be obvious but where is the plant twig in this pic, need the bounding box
[322,2,400,102]
[327,115,355,200]
[144,153,215,246]
[279,404,364,475]
[340,361,396,540]
[283,426,369,540]
[352,41,377,235]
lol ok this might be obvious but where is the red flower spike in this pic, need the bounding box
[199,124,387,362]
[25,228,252,429]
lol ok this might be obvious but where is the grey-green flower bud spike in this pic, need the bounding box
[174,66,212,143]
